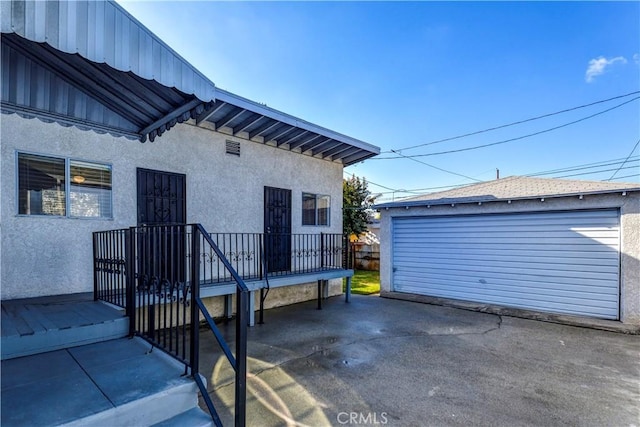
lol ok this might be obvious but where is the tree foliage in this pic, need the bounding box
[343,176,375,236]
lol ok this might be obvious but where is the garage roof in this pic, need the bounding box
[376,176,640,208]
[0,0,379,165]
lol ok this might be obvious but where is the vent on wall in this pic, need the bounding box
[226,140,241,156]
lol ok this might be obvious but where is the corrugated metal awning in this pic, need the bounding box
[1,0,379,164]
[0,0,216,101]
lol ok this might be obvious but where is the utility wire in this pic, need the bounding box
[389,149,483,182]
[382,90,640,153]
[526,155,640,177]
[373,96,640,160]
[528,158,639,177]
[366,155,639,197]
[608,173,640,181]
[342,171,424,195]
[555,165,639,179]
[608,139,640,181]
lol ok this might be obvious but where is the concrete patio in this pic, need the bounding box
[201,294,640,426]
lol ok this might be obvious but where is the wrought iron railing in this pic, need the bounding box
[202,232,349,283]
[93,228,128,309]
[93,226,353,426]
[93,224,248,427]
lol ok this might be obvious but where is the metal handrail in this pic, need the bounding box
[93,224,248,427]
[192,224,247,427]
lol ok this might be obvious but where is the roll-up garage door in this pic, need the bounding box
[392,210,620,319]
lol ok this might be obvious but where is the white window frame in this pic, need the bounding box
[302,192,330,226]
[16,151,113,219]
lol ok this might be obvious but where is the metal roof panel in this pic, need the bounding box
[1,0,216,101]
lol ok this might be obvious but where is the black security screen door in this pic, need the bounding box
[137,168,186,225]
[136,169,187,295]
[264,186,292,273]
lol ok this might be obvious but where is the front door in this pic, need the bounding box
[136,168,186,225]
[264,186,292,273]
[135,169,187,295]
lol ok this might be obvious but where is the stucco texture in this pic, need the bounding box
[379,193,640,325]
[1,113,344,300]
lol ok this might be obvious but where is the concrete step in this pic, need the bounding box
[152,407,214,427]
[1,337,206,427]
[1,297,129,360]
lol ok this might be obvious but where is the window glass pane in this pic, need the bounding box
[70,161,112,218]
[317,195,330,226]
[302,192,316,225]
[18,153,66,215]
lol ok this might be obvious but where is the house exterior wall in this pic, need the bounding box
[1,113,344,301]
[379,193,640,325]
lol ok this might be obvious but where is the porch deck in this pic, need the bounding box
[202,267,354,325]
[1,293,129,360]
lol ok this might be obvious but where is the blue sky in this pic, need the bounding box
[119,1,640,201]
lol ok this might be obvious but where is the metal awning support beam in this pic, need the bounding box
[341,151,379,166]
[300,137,331,153]
[196,100,227,126]
[321,143,352,158]
[277,129,308,147]
[249,119,279,139]
[216,107,246,129]
[307,140,338,155]
[327,146,361,160]
[264,126,297,143]
[289,133,322,150]
[233,113,264,135]
[139,98,204,142]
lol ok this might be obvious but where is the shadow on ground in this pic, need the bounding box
[196,295,640,427]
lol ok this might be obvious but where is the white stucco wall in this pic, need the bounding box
[1,113,344,300]
[379,193,640,325]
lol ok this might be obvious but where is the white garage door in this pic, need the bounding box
[392,210,620,319]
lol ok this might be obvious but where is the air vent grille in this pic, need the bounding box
[226,140,240,156]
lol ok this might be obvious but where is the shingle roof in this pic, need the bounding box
[376,176,640,208]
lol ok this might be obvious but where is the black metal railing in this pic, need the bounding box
[93,228,129,309]
[93,224,249,427]
[201,232,350,283]
[93,226,354,425]
[203,233,263,284]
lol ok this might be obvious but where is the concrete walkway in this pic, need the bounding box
[1,338,193,426]
[199,294,640,426]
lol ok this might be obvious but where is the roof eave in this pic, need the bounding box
[214,89,379,151]
[375,187,640,209]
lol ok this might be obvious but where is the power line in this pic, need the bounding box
[372,96,640,160]
[554,165,639,179]
[342,171,423,194]
[528,157,639,177]
[384,90,640,153]
[608,139,640,181]
[526,155,640,177]
[608,173,640,181]
[389,149,483,182]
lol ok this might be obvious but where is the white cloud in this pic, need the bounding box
[634,53,640,65]
[585,56,627,83]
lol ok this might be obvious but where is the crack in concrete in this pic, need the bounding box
[207,314,503,394]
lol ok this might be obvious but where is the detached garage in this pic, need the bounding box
[377,177,640,325]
